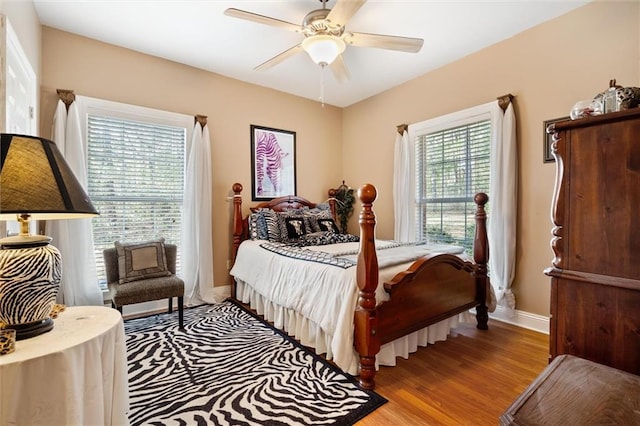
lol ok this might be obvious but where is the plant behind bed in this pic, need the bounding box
[335,181,355,234]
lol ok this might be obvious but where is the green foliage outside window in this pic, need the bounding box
[416,119,491,254]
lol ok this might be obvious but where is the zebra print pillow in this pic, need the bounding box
[253,209,281,242]
[293,231,359,247]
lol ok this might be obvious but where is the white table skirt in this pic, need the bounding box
[0,306,129,425]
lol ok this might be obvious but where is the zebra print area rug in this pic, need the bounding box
[124,299,386,425]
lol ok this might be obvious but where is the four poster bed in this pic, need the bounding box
[229,182,490,389]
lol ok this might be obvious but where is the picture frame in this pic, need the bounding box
[250,125,296,201]
[543,116,569,163]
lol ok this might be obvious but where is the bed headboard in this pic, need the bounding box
[250,195,321,213]
[230,183,337,265]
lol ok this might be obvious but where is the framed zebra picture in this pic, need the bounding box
[250,125,297,201]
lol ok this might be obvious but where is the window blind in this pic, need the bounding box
[415,119,490,253]
[87,114,186,289]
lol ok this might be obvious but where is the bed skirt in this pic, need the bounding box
[236,279,473,376]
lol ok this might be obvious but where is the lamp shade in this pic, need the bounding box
[0,133,98,221]
[0,133,98,339]
[301,35,346,66]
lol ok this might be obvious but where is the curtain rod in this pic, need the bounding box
[396,93,514,134]
[56,89,75,111]
[498,93,514,112]
[194,114,208,127]
[55,92,210,128]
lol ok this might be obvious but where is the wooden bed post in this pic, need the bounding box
[230,183,244,299]
[327,188,338,223]
[473,192,489,330]
[354,183,381,390]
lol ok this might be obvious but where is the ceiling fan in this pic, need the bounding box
[224,0,424,83]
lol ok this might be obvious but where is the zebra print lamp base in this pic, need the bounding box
[0,241,62,340]
[8,317,54,340]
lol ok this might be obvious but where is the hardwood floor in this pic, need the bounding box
[358,319,549,426]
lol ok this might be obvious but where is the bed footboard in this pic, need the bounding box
[354,185,489,390]
[377,254,479,344]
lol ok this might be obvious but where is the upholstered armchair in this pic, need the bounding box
[103,239,184,329]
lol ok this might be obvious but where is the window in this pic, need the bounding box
[412,107,493,254]
[81,98,191,290]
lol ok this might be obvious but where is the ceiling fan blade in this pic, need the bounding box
[345,31,424,53]
[329,55,350,83]
[225,8,301,32]
[254,44,304,71]
[326,0,367,27]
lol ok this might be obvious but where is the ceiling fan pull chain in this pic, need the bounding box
[319,64,326,108]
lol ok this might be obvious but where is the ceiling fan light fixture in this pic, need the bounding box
[302,35,345,66]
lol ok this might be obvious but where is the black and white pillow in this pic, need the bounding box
[277,210,307,243]
[283,217,307,240]
[261,210,281,242]
[317,218,340,233]
[294,231,359,247]
[303,208,335,233]
[248,212,269,240]
[250,209,281,242]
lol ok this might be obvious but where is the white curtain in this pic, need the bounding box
[48,99,102,306]
[393,129,415,242]
[488,101,518,312]
[399,99,518,313]
[181,121,216,305]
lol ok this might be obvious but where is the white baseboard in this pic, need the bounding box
[108,286,233,321]
[112,284,549,335]
[489,305,549,335]
[120,299,175,319]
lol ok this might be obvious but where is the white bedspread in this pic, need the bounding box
[230,239,478,375]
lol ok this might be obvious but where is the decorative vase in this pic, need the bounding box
[0,243,62,339]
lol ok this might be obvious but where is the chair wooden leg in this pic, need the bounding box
[168,297,173,314]
[178,296,184,330]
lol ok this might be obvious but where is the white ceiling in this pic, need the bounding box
[33,0,589,108]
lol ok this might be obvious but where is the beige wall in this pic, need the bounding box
[40,28,344,288]
[343,1,640,316]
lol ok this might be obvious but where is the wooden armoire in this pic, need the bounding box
[545,108,640,374]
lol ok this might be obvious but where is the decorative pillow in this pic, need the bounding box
[283,216,307,241]
[303,209,335,233]
[294,231,359,247]
[114,238,171,284]
[317,217,340,233]
[315,203,331,211]
[276,210,307,243]
[260,210,281,242]
[248,212,269,240]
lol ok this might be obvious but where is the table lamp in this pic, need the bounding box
[0,133,98,339]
